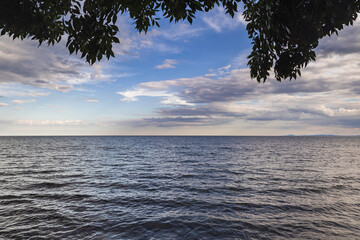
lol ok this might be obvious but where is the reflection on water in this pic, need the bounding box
[0,136,360,239]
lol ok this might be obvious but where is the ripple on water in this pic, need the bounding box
[0,136,359,239]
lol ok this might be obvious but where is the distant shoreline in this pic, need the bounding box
[0,135,359,137]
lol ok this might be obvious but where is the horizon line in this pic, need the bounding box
[0,134,359,137]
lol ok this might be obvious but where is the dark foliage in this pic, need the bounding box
[1,0,359,82]
[244,0,360,81]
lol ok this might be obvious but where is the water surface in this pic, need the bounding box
[0,136,359,239]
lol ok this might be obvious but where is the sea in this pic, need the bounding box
[0,136,359,239]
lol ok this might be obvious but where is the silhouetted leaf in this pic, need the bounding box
[0,0,359,80]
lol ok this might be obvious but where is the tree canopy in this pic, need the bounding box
[1,0,359,82]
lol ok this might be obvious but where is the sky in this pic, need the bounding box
[0,7,360,136]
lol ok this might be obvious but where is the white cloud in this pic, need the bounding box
[232,49,251,67]
[318,21,360,55]
[0,87,50,98]
[0,15,204,98]
[160,97,192,106]
[117,88,193,106]
[26,90,50,97]
[217,64,231,71]
[12,99,36,104]
[112,17,190,56]
[151,23,205,41]
[109,17,360,132]
[118,28,360,130]
[236,13,247,25]
[155,59,177,69]
[202,7,247,32]
[86,98,99,103]
[0,36,121,94]
[117,89,170,102]
[0,103,8,107]
[16,120,83,126]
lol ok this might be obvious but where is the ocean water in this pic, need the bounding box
[0,136,359,239]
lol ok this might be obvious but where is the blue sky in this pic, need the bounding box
[0,7,360,135]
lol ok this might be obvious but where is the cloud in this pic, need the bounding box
[0,36,121,94]
[138,69,256,104]
[150,23,205,41]
[15,120,83,126]
[86,98,99,103]
[0,15,205,98]
[129,116,232,128]
[318,21,360,55]
[117,19,360,131]
[0,103,8,107]
[202,7,247,32]
[155,59,177,69]
[12,99,36,104]
[0,86,51,98]
[118,89,172,102]
[112,18,196,56]
[0,10,243,97]
[0,38,74,91]
[117,88,193,106]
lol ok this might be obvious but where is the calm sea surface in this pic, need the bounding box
[0,136,359,239]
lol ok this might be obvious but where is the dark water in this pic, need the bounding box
[0,136,359,239]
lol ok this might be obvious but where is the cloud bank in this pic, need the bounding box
[117,22,360,133]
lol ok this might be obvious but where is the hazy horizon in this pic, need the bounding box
[1,134,359,137]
